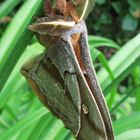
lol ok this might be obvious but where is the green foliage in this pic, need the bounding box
[0,0,140,140]
[116,129,140,140]
[0,0,43,92]
[88,0,140,43]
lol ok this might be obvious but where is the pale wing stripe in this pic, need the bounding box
[79,0,89,20]
[40,21,75,27]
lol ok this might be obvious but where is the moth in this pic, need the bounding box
[21,15,114,140]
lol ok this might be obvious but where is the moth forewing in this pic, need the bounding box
[21,40,108,139]
[79,32,114,140]
[21,53,81,136]
[46,43,108,139]
[74,0,96,21]
[59,21,114,139]
[28,16,75,35]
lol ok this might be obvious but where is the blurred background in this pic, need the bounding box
[0,0,140,140]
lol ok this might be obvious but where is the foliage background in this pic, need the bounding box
[0,0,140,140]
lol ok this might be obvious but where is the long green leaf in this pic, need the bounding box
[39,118,65,140]
[27,113,53,140]
[116,129,140,140]
[0,0,43,92]
[0,0,21,19]
[88,35,120,49]
[0,107,48,140]
[0,43,43,109]
[97,33,140,94]
[113,112,140,135]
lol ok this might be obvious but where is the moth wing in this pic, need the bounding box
[79,32,114,140]
[76,0,96,20]
[21,53,81,136]
[47,43,107,139]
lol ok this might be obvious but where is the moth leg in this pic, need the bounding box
[79,31,114,140]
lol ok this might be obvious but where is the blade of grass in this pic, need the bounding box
[111,84,140,113]
[16,113,52,140]
[90,48,101,61]
[115,129,140,140]
[54,127,70,140]
[27,113,53,140]
[97,33,140,94]
[65,132,74,140]
[0,116,10,128]
[0,0,21,19]
[4,104,18,121]
[91,49,117,108]
[97,50,114,80]
[0,0,43,93]
[15,119,40,140]
[132,67,140,111]
[0,107,48,140]
[105,56,140,94]
[113,112,140,135]
[88,35,120,49]
[40,118,65,140]
[0,43,43,109]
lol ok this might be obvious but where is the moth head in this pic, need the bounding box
[28,15,75,36]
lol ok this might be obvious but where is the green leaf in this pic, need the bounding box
[0,107,48,140]
[122,14,138,31]
[97,51,114,80]
[111,2,122,14]
[0,0,43,92]
[27,113,53,140]
[88,35,120,49]
[38,118,65,140]
[110,84,140,112]
[96,0,106,5]
[128,0,140,10]
[54,127,71,140]
[0,43,43,109]
[0,0,21,19]
[133,68,140,111]
[17,113,53,140]
[113,112,140,135]
[96,50,116,109]
[97,33,140,94]
[116,129,140,140]
[90,48,101,60]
